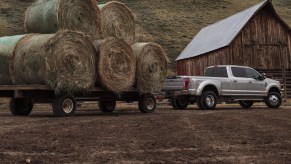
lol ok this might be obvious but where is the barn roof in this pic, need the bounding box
[176,0,277,61]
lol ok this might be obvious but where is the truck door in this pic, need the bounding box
[206,66,234,95]
[231,67,266,96]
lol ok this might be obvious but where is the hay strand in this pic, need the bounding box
[0,35,26,84]
[99,1,135,44]
[93,37,136,94]
[25,0,101,39]
[10,31,96,93]
[132,43,168,94]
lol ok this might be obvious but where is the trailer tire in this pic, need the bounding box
[239,101,254,108]
[171,96,189,109]
[265,91,282,109]
[198,91,217,110]
[52,94,76,117]
[138,94,156,113]
[99,101,116,113]
[9,98,33,116]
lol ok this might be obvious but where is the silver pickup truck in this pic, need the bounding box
[162,65,282,110]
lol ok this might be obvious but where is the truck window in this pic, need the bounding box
[205,68,214,76]
[245,68,261,79]
[213,67,228,77]
[205,67,227,77]
[231,67,247,78]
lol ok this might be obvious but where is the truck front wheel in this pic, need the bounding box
[197,91,217,110]
[265,91,282,108]
[9,98,33,116]
[99,101,116,113]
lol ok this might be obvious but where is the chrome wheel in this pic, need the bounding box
[268,95,279,106]
[205,95,215,107]
[138,94,156,113]
[146,97,155,110]
[198,91,217,110]
[265,91,282,109]
[62,99,74,114]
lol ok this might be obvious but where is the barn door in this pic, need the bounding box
[255,45,281,69]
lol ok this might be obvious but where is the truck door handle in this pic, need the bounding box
[249,81,252,83]
[233,80,237,82]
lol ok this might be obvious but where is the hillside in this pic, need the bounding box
[1,0,291,70]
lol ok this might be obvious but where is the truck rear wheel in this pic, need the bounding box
[171,96,189,110]
[138,94,156,113]
[99,101,116,113]
[9,98,33,116]
[197,91,217,110]
[171,98,179,109]
[239,101,254,109]
[52,94,76,117]
[196,99,203,109]
[265,91,282,108]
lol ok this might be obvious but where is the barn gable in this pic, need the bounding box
[176,0,290,61]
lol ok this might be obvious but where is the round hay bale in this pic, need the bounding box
[0,35,26,85]
[93,37,136,94]
[132,43,168,94]
[99,1,135,45]
[11,31,96,93]
[25,0,101,39]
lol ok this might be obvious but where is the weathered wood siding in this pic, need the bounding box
[177,5,291,76]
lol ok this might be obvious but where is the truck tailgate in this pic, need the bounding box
[161,77,185,91]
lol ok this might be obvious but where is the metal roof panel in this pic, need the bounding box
[176,0,268,61]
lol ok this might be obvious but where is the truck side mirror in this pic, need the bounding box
[258,73,266,80]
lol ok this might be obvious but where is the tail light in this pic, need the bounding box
[183,78,190,90]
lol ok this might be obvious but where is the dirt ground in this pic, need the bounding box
[0,102,291,163]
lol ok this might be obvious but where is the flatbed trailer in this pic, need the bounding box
[0,85,156,117]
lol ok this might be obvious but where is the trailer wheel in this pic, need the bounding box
[239,101,254,108]
[138,94,156,113]
[171,96,189,110]
[265,91,282,109]
[52,95,76,117]
[99,101,116,113]
[9,98,33,116]
[198,91,217,110]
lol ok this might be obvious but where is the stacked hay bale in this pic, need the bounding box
[132,43,168,94]
[25,0,101,39]
[0,35,26,85]
[0,31,97,93]
[98,1,169,94]
[0,0,168,94]
[93,37,136,94]
[98,1,135,45]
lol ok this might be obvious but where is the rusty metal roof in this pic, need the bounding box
[176,0,269,61]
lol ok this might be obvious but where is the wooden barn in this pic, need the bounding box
[176,0,291,97]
